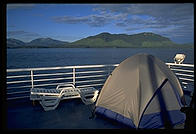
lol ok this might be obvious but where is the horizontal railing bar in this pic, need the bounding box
[175,73,194,77]
[180,80,194,83]
[33,82,73,88]
[7,85,32,90]
[76,79,106,84]
[170,68,194,73]
[179,77,194,81]
[7,74,30,79]
[6,70,193,79]
[182,82,188,85]
[76,74,107,79]
[7,91,30,95]
[76,70,107,74]
[7,67,73,72]
[7,77,73,85]
[33,72,73,77]
[7,64,119,72]
[7,96,30,100]
[166,63,194,67]
[181,80,194,85]
[7,80,31,84]
[7,71,107,82]
[77,83,104,88]
[33,77,72,82]
[74,64,118,69]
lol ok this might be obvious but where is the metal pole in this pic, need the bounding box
[108,66,111,75]
[73,67,75,86]
[31,70,34,88]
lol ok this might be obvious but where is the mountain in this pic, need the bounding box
[68,32,178,48]
[7,38,69,48]
[27,38,69,48]
[7,32,193,48]
[7,38,26,48]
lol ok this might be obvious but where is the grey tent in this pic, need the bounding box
[95,53,186,129]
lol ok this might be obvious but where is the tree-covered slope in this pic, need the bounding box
[68,32,178,48]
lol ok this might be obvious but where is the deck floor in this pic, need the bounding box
[7,94,192,129]
[7,98,126,129]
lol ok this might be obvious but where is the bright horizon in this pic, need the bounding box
[7,3,194,44]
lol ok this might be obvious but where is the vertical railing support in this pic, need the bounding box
[31,70,34,89]
[108,66,111,76]
[73,67,76,86]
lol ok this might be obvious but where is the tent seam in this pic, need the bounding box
[137,78,168,128]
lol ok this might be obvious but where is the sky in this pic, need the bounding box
[7,3,194,44]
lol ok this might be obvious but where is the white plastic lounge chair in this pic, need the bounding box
[30,83,80,111]
[79,87,99,105]
[30,83,99,111]
[30,84,76,100]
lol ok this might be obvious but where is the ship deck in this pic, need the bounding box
[6,63,194,130]
[7,98,127,129]
[7,95,193,129]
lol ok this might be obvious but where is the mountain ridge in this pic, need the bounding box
[69,32,173,48]
[7,37,69,48]
[7,32,193,48]
[27,38,69,47]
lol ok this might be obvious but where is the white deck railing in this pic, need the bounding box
[6,63,194,100]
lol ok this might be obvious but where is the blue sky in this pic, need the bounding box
[7,4,194,44]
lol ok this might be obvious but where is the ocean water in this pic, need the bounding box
[7,48,194,69]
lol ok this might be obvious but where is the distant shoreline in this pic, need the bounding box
[7,32,194,49]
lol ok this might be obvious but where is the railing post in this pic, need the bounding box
[108,66,111,76]
[31,70,34,88]
[73,67,76,86]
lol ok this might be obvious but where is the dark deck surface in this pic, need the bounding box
[7,91,193,129]
[7,98,127,129]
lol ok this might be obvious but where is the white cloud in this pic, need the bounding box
[52,12,127,27]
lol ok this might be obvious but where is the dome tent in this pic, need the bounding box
[95,53,186,129]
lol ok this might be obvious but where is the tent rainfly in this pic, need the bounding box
[95,53,186,129]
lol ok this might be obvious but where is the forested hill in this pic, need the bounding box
[7,32,193,48]
[68,32,176,48]
[7,38,69,48]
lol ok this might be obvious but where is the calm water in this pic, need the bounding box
[7,48,194,69]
